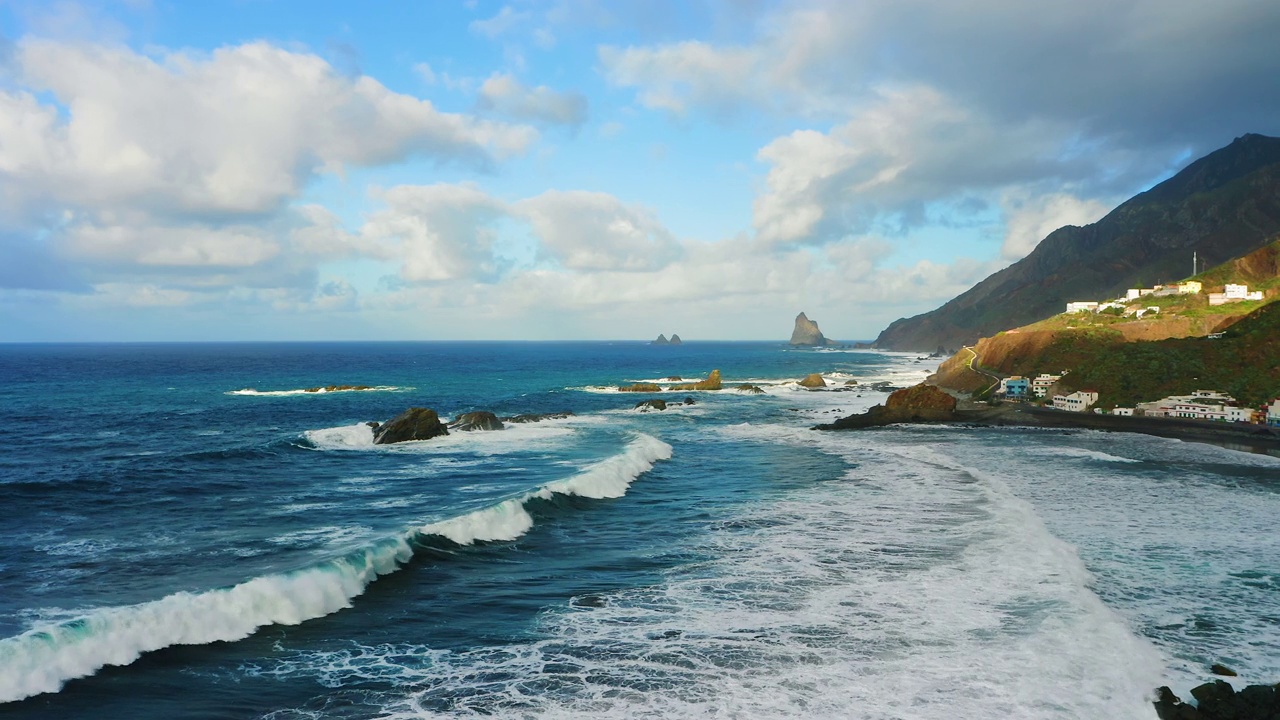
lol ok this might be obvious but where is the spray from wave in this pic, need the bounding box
[228,386,411,397]
[0,434,672,704]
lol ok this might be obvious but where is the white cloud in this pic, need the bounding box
[361,184,510,283]
[477,73,587,127]
[753,85,1068,244]
[999,192,1113,260]
[470,6,529,38]
[61,216,280,268]
[1,39,537,220]
[516,191,681,272]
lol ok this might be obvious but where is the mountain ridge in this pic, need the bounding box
[873,133,1280,351]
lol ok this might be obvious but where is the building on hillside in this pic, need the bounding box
[1173,402,1228,421]
[1031,373,1063,398]
[1052,390,1099,412]
[999,376,1030,399]
[1134,306,1161,318]
[1177,281,1202,294]
[1112,407,1135,416]
[1224,406,1256,423]
[1269,400,1280,427]
[1209,283,1265,306]
[1191,390,1236,403]
[1098,301,1126,312]
[1066,301,1099,313]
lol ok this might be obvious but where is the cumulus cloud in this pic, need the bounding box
[0,39,537,221]
[516,191,681,271]
[477,73,588,127]
[999,192,1113,260]
[361,184,510,283]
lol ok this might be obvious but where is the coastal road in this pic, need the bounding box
[962,346,1005,396]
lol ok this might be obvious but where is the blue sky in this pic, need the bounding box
[1,0,1278,341]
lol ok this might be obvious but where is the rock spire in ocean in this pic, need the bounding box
[789,312,829,346]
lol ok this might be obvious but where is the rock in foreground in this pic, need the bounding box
[1154,680,1280,720]
[374,408,449,444]
[819,383,957,429]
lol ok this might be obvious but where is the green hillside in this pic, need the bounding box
[1048,302,1280,408]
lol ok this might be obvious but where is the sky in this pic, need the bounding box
[1,0,1278,342]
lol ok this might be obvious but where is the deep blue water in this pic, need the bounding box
[1,342,1278,719]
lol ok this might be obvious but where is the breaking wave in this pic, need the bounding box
[228,386,411,397]
[0,434,672,704]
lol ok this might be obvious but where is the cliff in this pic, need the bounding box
[875,134,1280,351]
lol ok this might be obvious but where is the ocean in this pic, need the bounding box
[1,342,1277,719]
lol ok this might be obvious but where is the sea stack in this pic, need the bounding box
[669,334,683,345]
[653,334,670,345]
[790,312,829,346]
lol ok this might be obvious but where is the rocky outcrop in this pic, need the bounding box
[874,134,1280,351]
[1154,680,1280,720]
[635,399,667,411]
[653,334,670,345]
[304,384,373,392]
[671,369,722,391]
[819,384,957,429]
[502,412,574,423]
[449,411,504,432]
[373,408,449,444]
[670,334,683,345]
[798,373,827,388]
[790,312,830,346]
[619,382,662,392]
[737,384,766,394]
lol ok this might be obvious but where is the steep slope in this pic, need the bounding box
[875,133,1280,351]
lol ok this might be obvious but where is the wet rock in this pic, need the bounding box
[449,411,504,432]
[818,383,958,430]
[502,412,575,423]
[373,408,448,445]
[683,397,696,405]
[1211,664,1238,677]
[572,595,606,608]
[666,376,683,381]
[671,369,722,391]
[798,373,827,388]
[636,399,668,412]
[737,384,766,394]
[619,383,662,392]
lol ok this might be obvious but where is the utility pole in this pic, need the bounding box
[1193,251,1198,277]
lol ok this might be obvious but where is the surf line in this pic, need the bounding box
[0,434,672,704]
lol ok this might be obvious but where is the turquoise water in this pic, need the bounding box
[0,342,1277,719]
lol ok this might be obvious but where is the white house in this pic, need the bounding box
[1112,407,1135,416]
[1066,301,1099,313]
[1269,400,1280,427]
[1053,391,1099,412]
[1031,373,1063,398]
[1126,289,1142,300]
[1209,283,1265,305]
[1225,406,1255,423]
[1173,403,1228,421]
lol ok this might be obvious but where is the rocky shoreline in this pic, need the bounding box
[818,394,1280,456]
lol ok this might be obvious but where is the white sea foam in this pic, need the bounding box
[260,426,1164,720]
[305,419,579,455]
[0,434,672,704]
[228,385,412,397]
[1035,446,1142,463]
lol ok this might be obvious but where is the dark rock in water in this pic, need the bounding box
[683,396,696,405]
[304,384,373,393]
[572,594,606,608]
[373,408,448,445]
[502,412,575,424]
[366,421,380,430]
[653,334,670,345]
[636,399,667,411]
[620,382,662,392]
[449,411,504,432]
[1211,664,1238,677]
[790,311,830,346]
[666,375,683,381]
[737,384,766,394]
[1154,679,1280,720]
[669,334,683,345]
[818,383,958,430]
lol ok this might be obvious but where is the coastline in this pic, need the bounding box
[819,401,1280,457]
